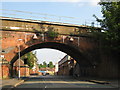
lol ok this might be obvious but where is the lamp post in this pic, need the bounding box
[17,39,23,80]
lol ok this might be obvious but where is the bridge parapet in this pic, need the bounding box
[1,16,101,35]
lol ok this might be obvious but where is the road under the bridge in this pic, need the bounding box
[14,75,116,89]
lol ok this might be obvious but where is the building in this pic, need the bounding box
[39,67,55,75]
[58,55,77,76]
[58,55,98,77]
[0,55,10,79]
[13,59,30,77]
[54,62,58,75]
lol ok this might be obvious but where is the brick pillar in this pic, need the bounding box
[2,64,10,78]
[0,59,10,79]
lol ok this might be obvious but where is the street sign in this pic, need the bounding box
[0,55,4,58]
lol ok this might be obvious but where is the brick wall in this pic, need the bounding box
[0,64,10,79]
[13,66,30,77]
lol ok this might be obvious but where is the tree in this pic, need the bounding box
[42,61,47,68]
[48,61,54,68]
[93,2,120,54]
[46,26,59,38]
[39,61,55,68]
[21,52,38,69]
[39,64,43,69]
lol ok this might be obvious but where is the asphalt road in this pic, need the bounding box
[14,75,117,89]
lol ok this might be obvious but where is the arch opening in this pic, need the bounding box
[11,42,92,67]
[33,48,67,65]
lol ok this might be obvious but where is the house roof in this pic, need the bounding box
[13,59,29,67]
[39,67,55,71]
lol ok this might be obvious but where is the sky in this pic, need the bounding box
[1,0,103,64]
[1,1,102,26]
[33,49,67,64]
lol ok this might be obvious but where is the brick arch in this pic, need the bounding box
[11,42,92,67]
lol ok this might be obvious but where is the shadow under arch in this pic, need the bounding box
[11,42,92,67]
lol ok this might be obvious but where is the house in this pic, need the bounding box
[39,67,55,75]
[13,59,30,77]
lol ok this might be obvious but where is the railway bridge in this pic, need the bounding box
[0,17,118,79]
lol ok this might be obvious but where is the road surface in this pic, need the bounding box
[14,75,117,89]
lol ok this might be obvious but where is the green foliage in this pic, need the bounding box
[39,64,43,69]
[94,2,120,53]
[48,61,54,68]
[42,61,47,68]
[46,26,59,38]
[39,61,55,69]
[21,52,38,69]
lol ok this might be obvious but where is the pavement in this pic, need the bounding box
[0,77,28,89]
[74,76,119,88]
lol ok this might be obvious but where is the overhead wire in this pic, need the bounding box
[0,9,100,27]
[0,9,77,19]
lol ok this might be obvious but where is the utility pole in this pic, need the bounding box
[17,39,23,80]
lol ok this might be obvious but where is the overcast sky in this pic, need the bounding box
[33,49,67,64]
[2,0,102,64]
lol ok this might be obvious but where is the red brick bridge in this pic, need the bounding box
[1,17,118,79]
